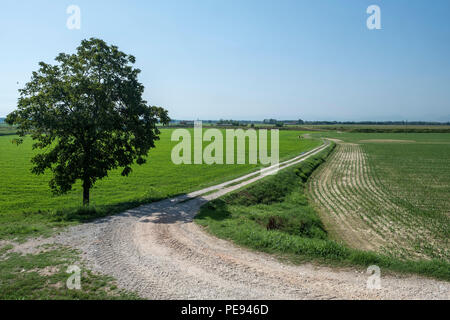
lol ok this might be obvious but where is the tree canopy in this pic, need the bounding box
[6,38,170,205]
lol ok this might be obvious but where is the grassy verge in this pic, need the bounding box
[0,244,140,299]
[194,144,450,281]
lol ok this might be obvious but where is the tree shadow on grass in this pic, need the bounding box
[124,195,210,224]
[3,193,212,241]
[49,191,233,227]
[51,193,186,224]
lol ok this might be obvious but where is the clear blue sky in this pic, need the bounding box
[1,0,449,121]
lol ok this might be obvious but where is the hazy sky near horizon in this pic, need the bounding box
[0,0,449,121]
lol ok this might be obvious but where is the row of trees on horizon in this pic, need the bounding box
[2,117,450,126]
[167,119,450,126]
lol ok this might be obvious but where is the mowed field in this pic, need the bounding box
[308,132,450,261]
[0,128,320,240]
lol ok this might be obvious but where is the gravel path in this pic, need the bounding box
[54,143,449,300]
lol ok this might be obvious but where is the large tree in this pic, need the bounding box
[6,38,170,205]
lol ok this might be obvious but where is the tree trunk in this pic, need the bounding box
[83,183,90,206]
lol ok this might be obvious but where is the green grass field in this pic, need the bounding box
[2,127,449,298]
[0,128,320,240]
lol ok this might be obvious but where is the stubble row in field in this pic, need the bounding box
[308,137,449,261]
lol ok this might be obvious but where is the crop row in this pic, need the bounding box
[308,143,448,261]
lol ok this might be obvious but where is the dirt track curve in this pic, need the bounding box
[56,142,449,300]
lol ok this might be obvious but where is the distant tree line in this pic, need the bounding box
[218,119,241,126]
[165,118,450,127]
[263,119,284,127]
[300,120,450,126]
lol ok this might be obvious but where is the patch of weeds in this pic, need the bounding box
[0,245,140,300]
[0,244,14,258]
